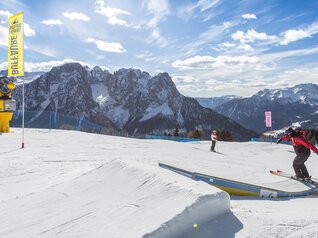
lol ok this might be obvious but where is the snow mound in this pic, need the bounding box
[143,193,229,238]
[0,128,230,238]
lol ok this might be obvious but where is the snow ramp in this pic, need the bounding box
[159,162,318,198]
[0,158,231,238]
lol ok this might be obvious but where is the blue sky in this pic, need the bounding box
[1,0,318,97]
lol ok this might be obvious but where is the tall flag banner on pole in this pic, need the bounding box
[8,12,25,148]
[265,111,272,143]
[8,12,24,77]
[265,111,272,128]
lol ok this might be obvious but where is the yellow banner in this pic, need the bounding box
[8,12,24,77]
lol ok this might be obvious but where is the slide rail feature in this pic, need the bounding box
[158,163,318,198]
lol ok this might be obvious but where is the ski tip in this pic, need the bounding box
[277,170,282,173]
[270,170,275,174]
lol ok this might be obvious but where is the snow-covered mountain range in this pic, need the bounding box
[12,63,258,141]
[197,84,318,133]
[196,95,241,109]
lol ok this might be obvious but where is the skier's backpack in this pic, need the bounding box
[295,128,316,145]
[306,129,316,145]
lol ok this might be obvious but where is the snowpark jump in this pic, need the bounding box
[159,162,318,198]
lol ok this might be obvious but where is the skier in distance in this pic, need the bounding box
[210,130,218,152]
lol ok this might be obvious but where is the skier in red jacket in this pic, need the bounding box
[277,127,318,180]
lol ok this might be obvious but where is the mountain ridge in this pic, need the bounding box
[196,83,318,132]
[12,62,258,141]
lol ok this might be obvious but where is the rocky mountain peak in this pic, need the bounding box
[210,83,318,132]
[12,62,258,141]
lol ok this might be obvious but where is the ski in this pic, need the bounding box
[270,170,318,186]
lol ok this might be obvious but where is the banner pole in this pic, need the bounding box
[8,12,24,147]
[21,13,25,148]
[22,77,24,148]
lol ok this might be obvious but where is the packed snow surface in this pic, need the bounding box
[1,128,318,238]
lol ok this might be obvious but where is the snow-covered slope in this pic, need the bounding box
[1,128,318,237]
[0,129,230,238]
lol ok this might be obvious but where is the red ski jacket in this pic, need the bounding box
[279,135,318,153]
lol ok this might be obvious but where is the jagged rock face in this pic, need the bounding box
[14,63,98,118]
[212,84,318,133]
[13,63,259,141]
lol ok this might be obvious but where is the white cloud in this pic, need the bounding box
[0,10,11,19]
[28,43,60,58]
[261,46,318,63]
[242,13,257,20]
[25,59,78,72]
[238,44,254,52]
[63,12,90,21]
[0,59,90,72]
[0,25,7,46]
[307,22,318,34]
[135,52,158,62]
[85,49,105,60]
[274,67,318,86]
[183,21,238,56]
[183,0,221,14]
[172,55,259,69]
[215,42,236,51]
[219,42,235,48]
[24,23,36,37]
[231,22,318,46]
[279,22,318,45]
[142,0,170,28]
[280,30,310,45]
[280,22,318,45]
[136,52,152,59]
[197,0,221,12]
[232,29,277,43]
[0,23,35,45]
[42,19,63,25]
[215,42,242,52]
[215,42,255,52]
[146,28,168,48]
[87,38,126,53]
[172,75,200,84]
[0,61,6,70]
[95,0,132,27]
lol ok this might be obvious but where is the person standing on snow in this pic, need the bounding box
[277,127,318,180]
[210,130,218,152]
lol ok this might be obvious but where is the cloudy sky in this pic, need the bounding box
[0,0,318,97]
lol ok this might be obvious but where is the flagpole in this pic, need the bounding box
[21,13,25,148]
[8,12,25,147]
[22,76,24,148]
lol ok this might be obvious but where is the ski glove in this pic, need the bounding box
[276,139,282,144]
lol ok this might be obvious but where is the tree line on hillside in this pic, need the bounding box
[163,126,233,141]
[164,126,318,144]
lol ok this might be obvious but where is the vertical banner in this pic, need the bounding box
[8,12,24,77]
[265,111,272,128]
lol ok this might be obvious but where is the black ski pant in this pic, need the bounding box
[293,148,310,178]
[211,141,216,151]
